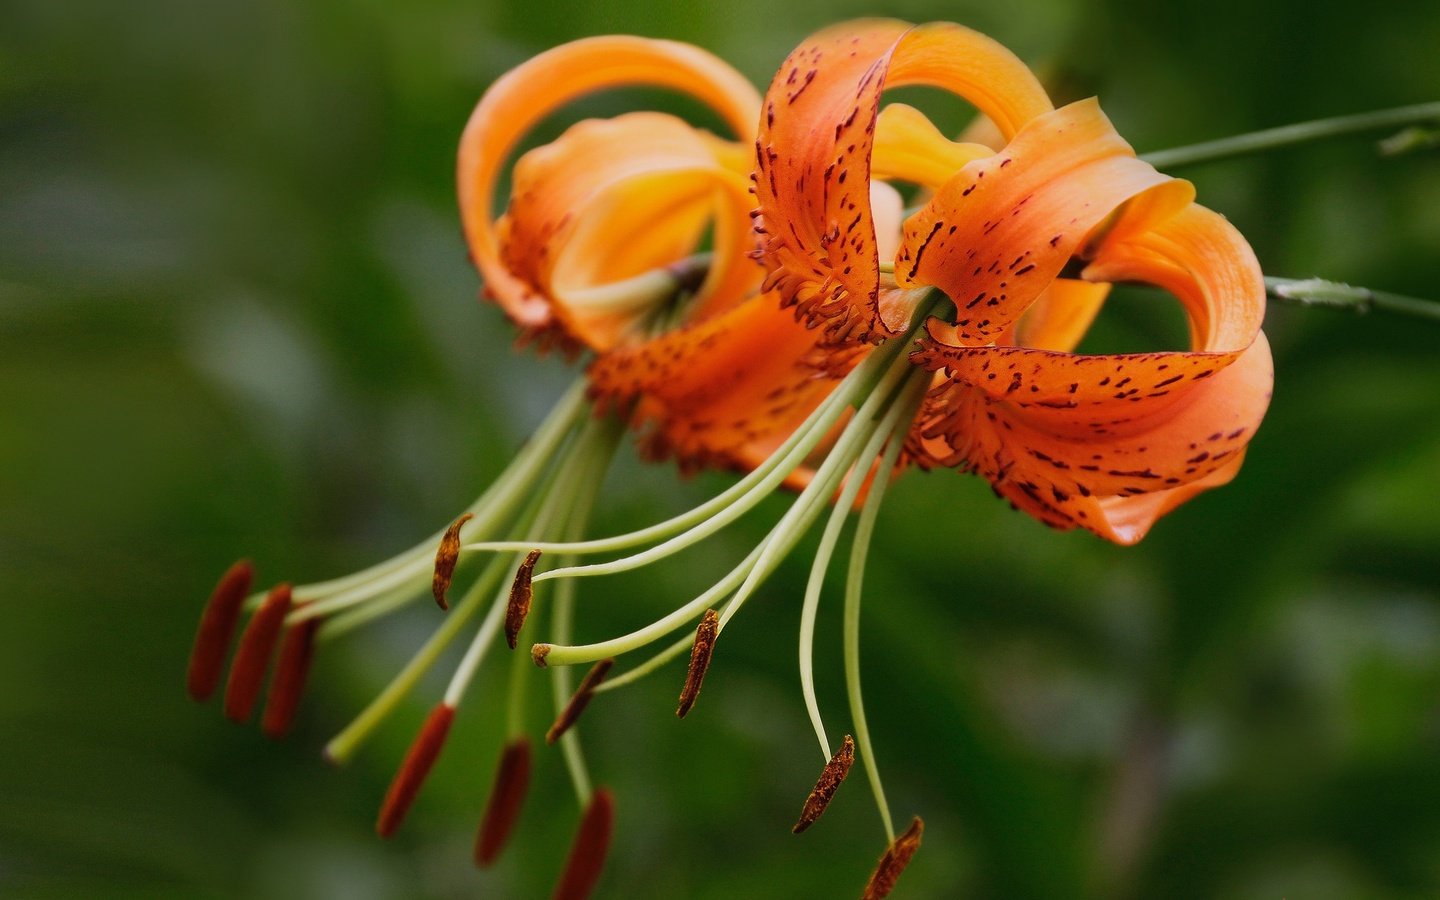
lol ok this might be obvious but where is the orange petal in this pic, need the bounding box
[873,103,993,191]
[458,37,760,340]
[895,99,1193,344]
[914,202,1271,544]
[588,291,850,476]
[499,113,757,351]
[754,20,1052,343]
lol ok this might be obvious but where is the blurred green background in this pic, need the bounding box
[3,0,1438,897]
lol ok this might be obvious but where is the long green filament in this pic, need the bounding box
[536,351,913,668]
[283,380,591,625]
[321,390,592,764]
[844,371,930,843]
[323,551,512,765]
[460,330,908,565]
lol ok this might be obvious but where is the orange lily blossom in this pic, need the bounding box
[186,35,788,899]
[185,20,1282,900]
[490,19,1270,897]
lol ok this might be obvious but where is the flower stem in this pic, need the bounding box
[1140,101,1440,169]
[1266,276,1440,321]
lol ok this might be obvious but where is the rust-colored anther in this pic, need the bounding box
[473,738,533,867]
[676,609,719,718]
[860,816,925,900]
[260,614,320,739]
[793,734,855,834]
[222,583,293,723]
[376,703,456,838]
[432,513,474,610]
[185,559,255,702]
[532,644,551,668]
[505,549,543,649]
[551,788,615,900]
[547,659,613,745]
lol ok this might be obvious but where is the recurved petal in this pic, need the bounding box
[500,113,756,350]
[1012,279,1112,353]
[895,99,1194,344]
[754,19,1052,344]
[914,201,1272,543]
[458,36,760,338]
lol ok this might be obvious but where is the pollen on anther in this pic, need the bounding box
[548,658,614,744]
[186,559,255,702]
[551,788,615,900]
[793,735,855,833]
[261,614,319,739]
[676,609,720,718]
[861,816,925,900]
[376,703,456,838]
[223,583,293,723]
[474,737,533,867]
[506,549,543,649]
[432,513,475,611]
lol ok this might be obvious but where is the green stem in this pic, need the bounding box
[1266,276,1440,321]
[1140,101,1440,169]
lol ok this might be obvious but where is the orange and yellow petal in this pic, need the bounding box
[895,99,1193,344]
[754,19,1052,344]
[458,36,761,341]
[499,113,756,350]
[914,201,1271,544]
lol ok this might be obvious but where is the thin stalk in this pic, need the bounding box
[1140,101,1440,169]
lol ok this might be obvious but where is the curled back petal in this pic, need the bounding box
[499,113,756,351]
[458,36,761,341]
[754,19,1053,344]
[895,99,1194,344]
[913,203,1272,544]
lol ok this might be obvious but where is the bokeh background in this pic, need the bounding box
[3,0,1438,897]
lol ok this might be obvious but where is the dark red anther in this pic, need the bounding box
[433,513,475,610]
[185,559,254,702]
[260,614,319,739]
[551,788,615,900]
[223,583,292,722]
[473,738,533,867]
[547,658,613,744]
[861,816,924,900]
[676,609,719,718]
[505,549,542,649]
[376,703,456,838]
[793,734,855,834]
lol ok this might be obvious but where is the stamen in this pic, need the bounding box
[860,816,924,900]
[547,658,613,744]
[261,615,319,739]
[376,703,455,838]
[506,549,543,649]
[186,559,254,702]
[792,734,855,834]
[676,609,719,718]
[551,788,615,900]
[223,583,293,723]
[474,737,533,867]
[433,513,475,610]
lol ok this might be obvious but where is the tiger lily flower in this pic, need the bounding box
[473,20,1271,897]
[186,35,776,898]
